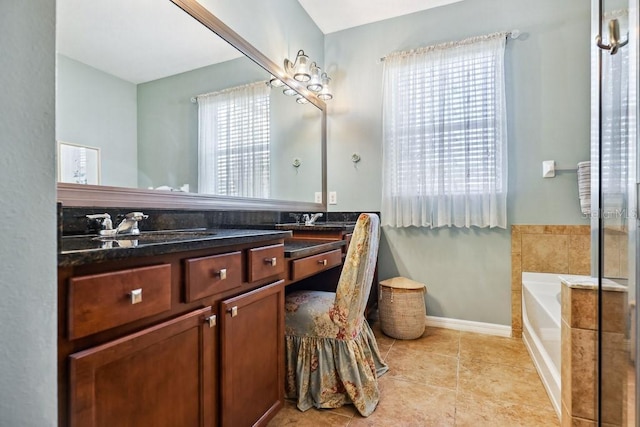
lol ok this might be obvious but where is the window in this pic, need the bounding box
[381,33,508,228]
[197,81,270,198]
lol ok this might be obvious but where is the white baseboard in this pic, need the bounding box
[425,315,512,337]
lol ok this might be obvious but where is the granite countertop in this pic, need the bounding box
[275,222,356,232]
[59,228,292,267]
[284,239,346,259]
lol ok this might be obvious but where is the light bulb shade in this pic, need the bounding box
[318,74,333,100]
[307,64,322,92]
[293,50,311,82]
[283,86,297,96]
[296,95,309,104]
[268,76,284,88]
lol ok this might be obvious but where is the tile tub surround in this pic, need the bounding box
[511,225,590,338]
[560,277,627,426]
[268,320,559,426]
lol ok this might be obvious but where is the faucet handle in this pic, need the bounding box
[86,213,113,230]
[125,212,149,221]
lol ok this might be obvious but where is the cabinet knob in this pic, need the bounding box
[264,257,277,267]
[129,288,142,305]
[215,268,227,280]
[206,315,217,328]
[318,259,327,266]
[227,306,238,317]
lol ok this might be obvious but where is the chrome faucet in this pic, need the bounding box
[86,213,113,235]
[302,212,323,226]
[87,211,148,236]
[114,212,148,235]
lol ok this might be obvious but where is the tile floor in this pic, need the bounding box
[268,320,559,426]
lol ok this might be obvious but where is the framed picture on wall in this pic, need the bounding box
[57,141,101,185]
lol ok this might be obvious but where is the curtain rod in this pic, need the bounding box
[378,29,521,63]
[190,80,267,103]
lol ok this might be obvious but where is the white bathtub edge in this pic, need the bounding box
[425,315,511,337]
[522,301,561,420]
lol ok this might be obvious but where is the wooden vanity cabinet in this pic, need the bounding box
[220,280,284,427]
[59,238,286,427]
[69,306,215,427]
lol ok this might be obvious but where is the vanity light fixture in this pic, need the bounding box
[269,49,334,102]
[283,86,298,96]
[307,63,323,92]
[317,73,333,101]
[268,76,284,88]
[285,49,311,82]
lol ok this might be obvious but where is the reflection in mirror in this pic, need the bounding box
[56,0,322,203]
[57,141,101,185]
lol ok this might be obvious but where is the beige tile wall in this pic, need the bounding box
[511,225,591,338]
[561,284,626,426]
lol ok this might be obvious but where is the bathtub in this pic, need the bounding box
[521,272,577,419]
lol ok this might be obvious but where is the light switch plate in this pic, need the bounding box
[329,191,337,205]
[542,160,556,178]
[314,192,322,203]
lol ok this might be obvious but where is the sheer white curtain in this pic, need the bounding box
[382,33,508,228]
[198,81,270,198]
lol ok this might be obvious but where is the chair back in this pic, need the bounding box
[330,213,380,339]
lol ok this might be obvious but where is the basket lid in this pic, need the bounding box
[380,277,426,290]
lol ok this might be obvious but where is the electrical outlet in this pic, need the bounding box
[329,191,337,205]
[314,192,322,203]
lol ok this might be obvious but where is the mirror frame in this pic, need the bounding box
[57,0,327,211]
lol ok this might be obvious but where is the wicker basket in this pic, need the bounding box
[379,277,426,340]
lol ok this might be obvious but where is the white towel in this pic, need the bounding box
[577,161,591,215]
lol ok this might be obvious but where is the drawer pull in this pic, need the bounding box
[129,288,142,305]
[206,315,217,328]
[227,306,238,317]
[264,257,277,267]
[215,268,227,280]
[318,259,327,266]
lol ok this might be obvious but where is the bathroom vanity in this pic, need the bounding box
[57,222,357,426]
[58,229,293,427]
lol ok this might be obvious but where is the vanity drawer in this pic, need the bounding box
[291,249,342,281]
[247,243,284,282]
[185,251,242,301]
[68,264,172,340]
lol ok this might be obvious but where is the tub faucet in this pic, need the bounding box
[302,212,323,226]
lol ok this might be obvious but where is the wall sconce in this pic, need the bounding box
[268,49,333,102]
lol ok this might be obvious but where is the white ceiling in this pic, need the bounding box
[57,0,465,83]
[56,0,242,84]
[297,0,465,34]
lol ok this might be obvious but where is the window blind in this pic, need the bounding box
[197,81,270,198]
[382,33,508,228]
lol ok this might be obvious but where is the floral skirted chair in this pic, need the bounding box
[284,213,389,417]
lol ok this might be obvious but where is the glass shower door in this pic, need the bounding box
[593,0,637,424]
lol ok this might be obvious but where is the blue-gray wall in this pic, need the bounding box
[56,55,138,188]
[137,57,264,191]
[0,1,57,425]
[197,0,324,70]
[325,0,591,325]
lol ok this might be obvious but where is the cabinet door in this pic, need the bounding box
[69,306,216,427]
[220,280,284,427]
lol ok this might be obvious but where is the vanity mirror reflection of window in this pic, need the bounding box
[55,0,323,204]
[196,81,270,198]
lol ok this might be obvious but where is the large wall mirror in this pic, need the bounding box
[56,0,326,210]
